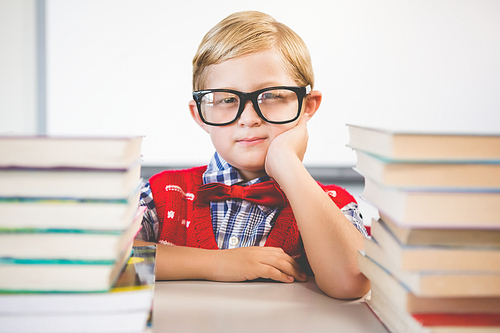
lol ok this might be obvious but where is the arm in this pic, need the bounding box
[133,239,306,283]
[264,97,370,299]
[137,181,306,284]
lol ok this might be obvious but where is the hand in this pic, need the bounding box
[265,116,309,179]
[210,246,307,283]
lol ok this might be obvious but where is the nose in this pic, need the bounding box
[237,100,262,127]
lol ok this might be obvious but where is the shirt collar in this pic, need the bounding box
[203,152,271,186]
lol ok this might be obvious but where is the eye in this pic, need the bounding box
[218,97,238,104]
[260,92,282,101]
[211,92,239,107]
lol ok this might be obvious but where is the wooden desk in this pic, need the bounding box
[152,277,388,332]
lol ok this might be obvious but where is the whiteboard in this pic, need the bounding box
[46,0,500,167]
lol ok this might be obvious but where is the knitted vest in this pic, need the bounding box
[149,166,356,260]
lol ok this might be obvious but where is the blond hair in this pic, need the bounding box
[192,11,314,91]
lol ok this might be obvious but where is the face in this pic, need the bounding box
[189,50,315,180]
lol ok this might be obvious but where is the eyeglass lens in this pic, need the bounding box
[200,88,300,125]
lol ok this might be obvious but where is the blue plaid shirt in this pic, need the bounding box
[202,152,279,249]
[136,152,367,246]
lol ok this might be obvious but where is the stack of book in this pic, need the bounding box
[0,136,154,332]
[347,125,500,333]
[0,245,156,333]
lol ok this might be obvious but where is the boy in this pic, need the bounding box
[134,11,370,299]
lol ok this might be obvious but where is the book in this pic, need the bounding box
[0,191,140,230]
[347,124,500,162]
[0,162,142,200]
[363,236,500,297]
[366,289,500,333]
[358,251,500,312]
[0,242,132,292]
[0,206,144,260]
[0,312,150,333]
[412,313,500,330]
[362,177,500,228]
[380,212,500,247]
[0,245,156,333]
[354,150,500,190]
[349,125,500,331]
[370,218,500,272]
[0,136,143,169]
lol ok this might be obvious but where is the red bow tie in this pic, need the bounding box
[197,181,287,208]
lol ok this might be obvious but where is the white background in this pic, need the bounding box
[46,0,500,167]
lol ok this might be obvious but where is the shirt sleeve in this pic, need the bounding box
[136,182,159,242]
[322,184,369,237]
[340,202,368,237]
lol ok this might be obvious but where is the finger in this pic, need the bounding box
[258,265,295,283]
[263,247,304,273]
[299,114,309,125]
[260,249,307,282]
[272,258,307,282]
[297,110,310,126]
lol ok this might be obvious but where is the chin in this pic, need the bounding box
[235,163,265,172]
[232,161,267,177]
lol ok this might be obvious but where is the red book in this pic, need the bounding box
[366,298,500,333]
[413,313,500,327]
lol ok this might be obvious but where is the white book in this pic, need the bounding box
[362,177,500,228]
[0,207,144,260]
[0,136,143,169]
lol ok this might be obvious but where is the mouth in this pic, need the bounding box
[237,137,267,146]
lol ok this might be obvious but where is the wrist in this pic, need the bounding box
[198,248,220,281]
[265,148,299,180]
[267,153,304,186]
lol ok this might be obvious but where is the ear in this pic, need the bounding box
[189,100,210,133]
[301,90,322,122]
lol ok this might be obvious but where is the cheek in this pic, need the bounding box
[268,123,296,141]
[208,129,231,150]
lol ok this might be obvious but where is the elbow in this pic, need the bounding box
[315,273,371,300]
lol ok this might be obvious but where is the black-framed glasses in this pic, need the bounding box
[192,86,311,126]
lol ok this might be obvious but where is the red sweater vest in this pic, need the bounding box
[149,166,356,260]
